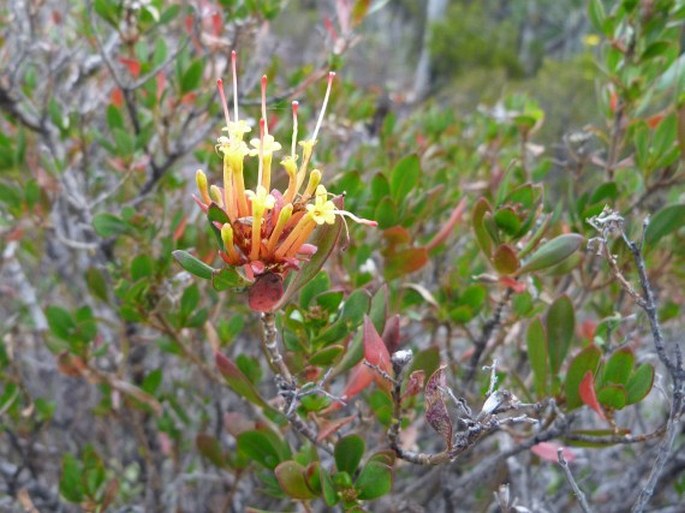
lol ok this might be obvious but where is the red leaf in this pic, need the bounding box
[110,88,124,108]
[173,214,187,242]
[210,11,222,36]
[424,365,453,449]
[403,370,425,399]
[364,316,392,377]
[248,273,284,312]
[333,363,374,409]
[119,57,141,78]
[579,320,596,341]
[156,72,166,101]
[579,371,606,420]
[531,442,575,463]
[383,226,411,248]
[425,197,467,251]
[381,314,401,353]
[334,317,393,408]
[498,275,527,293]
[646,112,665,129]
[315,415,355,441]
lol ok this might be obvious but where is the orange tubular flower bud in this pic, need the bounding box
[266,203,293,255]
[274,213,316,260]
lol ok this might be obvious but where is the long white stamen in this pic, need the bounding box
[311,71,336,142]
[335,209,378,227]
[231,50,239,120]
[216,79,231,127]
[261,75,268,135]
[291,101,299,159]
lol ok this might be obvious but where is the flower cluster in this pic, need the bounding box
[194,52,375,287]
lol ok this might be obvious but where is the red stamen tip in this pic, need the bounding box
[261,74,268,86]
[217,78,223,87]
[231,50,237,61]
[292,101,299,113]
[328,71,336,81]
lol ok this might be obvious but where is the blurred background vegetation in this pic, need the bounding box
[1,0,684,512]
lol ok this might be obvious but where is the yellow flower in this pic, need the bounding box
[246,185,276,216]
[306,185,336,225]
[226,120,251,140]
[249,134,282,158]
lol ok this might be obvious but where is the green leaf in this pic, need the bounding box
[642,41,671,60]
[644,204,685,247]
[588,0,606,33]
[180,59,204,94]
[390,154,420,204]
[207,202,230,224]
[320,467,339,506]
[180,284,200,318]
[626,363,655,405]
[526,317,549,398]
[597,384,627,410]
[602,348,634,386]
[518,234,584,274]
[355,461,392,500]
[106,104,124,131]
[472,197,493,257]
[374,196,398,229]
[60,453,84,503]
[309,345,344,366]
[547,295,575,375]
[172,250,214,280]
[212,267,247,291]
[492,244,519,275]
[335,435,365,475]
[237,430,290,470]
[159,4,181,24]
[299,271,330,309]
[215,351,269,409]
[141,368,163,395]
[494,207,521,237]
[85,267,108,302]
[275,461,316,499]
[93,213,128,237]
[565,345,602,409]
[46,306,76,341]
[131,254,154,280]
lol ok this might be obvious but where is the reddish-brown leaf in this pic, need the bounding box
[424,365,453,449]
[579,371,606,420]
[364,315,392,375]
[315,415,355,442]
[384,247,429,280]
[425,197,467,251]
[403,370,425,399]
[381,314,401,353]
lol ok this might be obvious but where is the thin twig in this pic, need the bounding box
[558,447,594,513]
[260,312,334,454]
[465,289,513,383]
